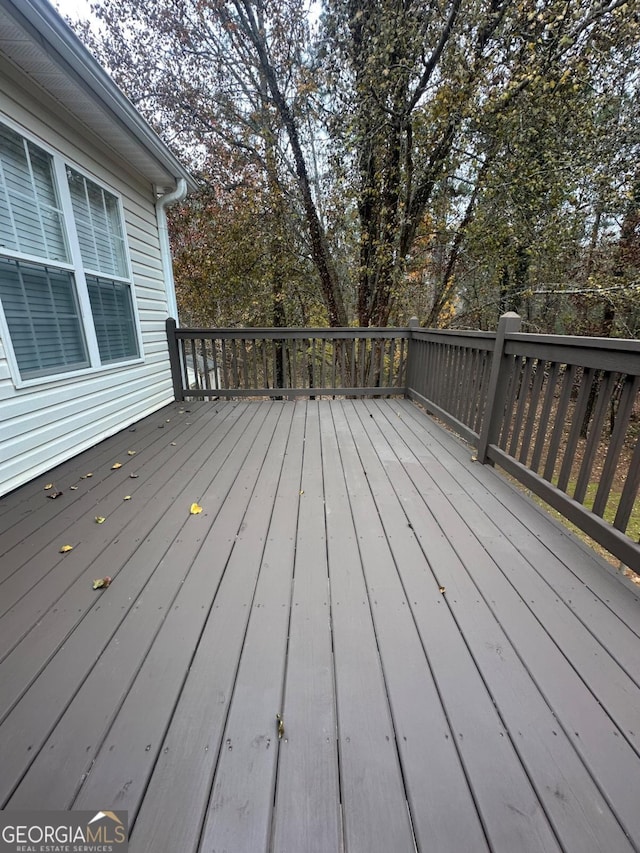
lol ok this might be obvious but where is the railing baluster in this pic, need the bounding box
[221,339,229,389]
[615,432,640,533]
[574,371,615,503]
[519,358,546,465]
[531,361,559,473]
[543,364,575,482]
[557,367,596,493]
[593,374,640,517]
[252,338,258,389]
[202,339,211,390]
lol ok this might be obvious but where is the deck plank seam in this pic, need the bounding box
[388,399,640,677]
[367,398,640,848]
[66,401,283,816]
[397,398,640,623]
[0,403,251,672]
[2,403,276,807]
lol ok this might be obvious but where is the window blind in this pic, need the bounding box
[0,258,88,378]
[0,125,67,262]
[86,275,139,363]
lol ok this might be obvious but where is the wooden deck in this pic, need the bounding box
[1,399,640,853]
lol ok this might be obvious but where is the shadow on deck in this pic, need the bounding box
[1,399,639,853]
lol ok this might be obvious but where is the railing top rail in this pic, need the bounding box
[506,332,640,374]
[173,326,411,340]
[411,328,496,341]
[507,330,640,354]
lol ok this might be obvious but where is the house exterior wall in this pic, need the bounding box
[0,64,176,497]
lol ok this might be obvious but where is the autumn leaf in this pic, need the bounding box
[439,586,446,594]
[93,576,112,589]
[111,462,122,470]
[95,516,106,524]
[129,473,139,479]
[44,483,53,490]
[190,502,203,515]
[123,495,132,501]
[59,544,73,553]
[127,450,136,456]
[48,490,63,499]
[70,485,78,491]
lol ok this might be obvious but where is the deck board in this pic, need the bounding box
[360,399,637,851]
[320,402,416,853]
[1,399,639,853]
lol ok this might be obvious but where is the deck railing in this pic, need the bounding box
[166,320,409,399]
[167,316,640,574]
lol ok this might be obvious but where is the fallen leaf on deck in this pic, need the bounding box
[190,502,203,515]
[59,544,73,553]
[299,490,304,496]
[48,490,63,499]
[170,442,177,446]
[439,586,446,594]
[127,450,136,456]
[44,483,53,490]
[111,462,122,470]
[70,485,78,491]
[129,473,139,479]
[81,473,93,479]
[95,516,106,524]
[471,455,478,462]
[123,495,131,501]
[93,576,112,590]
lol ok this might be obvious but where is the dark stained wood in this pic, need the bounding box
[270,402,342,853]
[329,401,489,853]
[370,399,640,850]
[1,399,639,853]
[319,403,416,853]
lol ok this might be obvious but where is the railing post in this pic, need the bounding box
[166,317,184,402]
[476,312,521,463]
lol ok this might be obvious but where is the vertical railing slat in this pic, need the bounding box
[593,375,640,517]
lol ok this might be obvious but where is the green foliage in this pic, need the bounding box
[72,0,640,333]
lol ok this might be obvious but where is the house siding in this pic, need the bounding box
[0,68,176,497]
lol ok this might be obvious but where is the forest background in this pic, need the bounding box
[72,0,640,335]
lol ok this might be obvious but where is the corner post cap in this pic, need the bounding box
[409,316,419,328]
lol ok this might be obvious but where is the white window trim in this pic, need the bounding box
[0,116,144,389]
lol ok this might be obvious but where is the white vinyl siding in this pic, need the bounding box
[0,120,141,381]
[0,70,177,499]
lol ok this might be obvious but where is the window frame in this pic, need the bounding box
[0,116,144,388]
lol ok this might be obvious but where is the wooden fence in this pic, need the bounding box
[167,316,640,574]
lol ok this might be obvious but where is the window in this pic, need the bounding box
[0,258,88,378]
[67,168,138,363]
[87,276,138,363]
[0,120,140,382]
